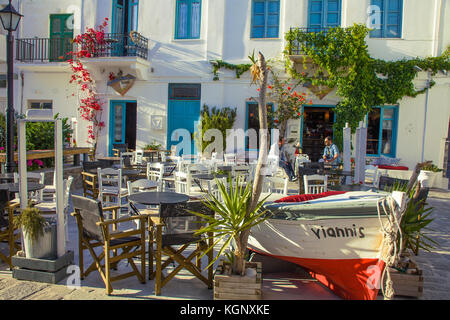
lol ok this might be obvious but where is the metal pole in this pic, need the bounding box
[421,72,431,163]
[5,30,16,173]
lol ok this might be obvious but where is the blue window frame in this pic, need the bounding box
[308,0,341,31]
[366,106,398,157]
[112,0,139,33]
[175,0,201,39]
[251,0,280,39]
[369,0,403,38]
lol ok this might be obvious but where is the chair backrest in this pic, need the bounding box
[264,176,288,195]
[378,176,409,191]
[134,149,144,165]
[147,162,164,181]
[174,171,192,194]
[82,161,107,172]
[127,179,157,195]
[120,152,135,168]
[224,153,236,164]
[97,168,122,195]
[113,143,128,155]
[364,165,380,188]
[303,174,328,194]
[71,195,105,243]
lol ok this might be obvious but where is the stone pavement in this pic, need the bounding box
[0,188,449,300]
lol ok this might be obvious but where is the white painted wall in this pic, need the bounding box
[0,0,447,181]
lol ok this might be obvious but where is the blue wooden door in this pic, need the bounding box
[167,100,200,156]
[109,101,127,156]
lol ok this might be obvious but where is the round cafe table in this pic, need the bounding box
[0,183,45,194]
[192,173,228,192]
[128,191,189,207]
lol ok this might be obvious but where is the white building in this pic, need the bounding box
[1,0,449,187]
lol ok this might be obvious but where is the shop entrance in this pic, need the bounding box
[301,106,335,162]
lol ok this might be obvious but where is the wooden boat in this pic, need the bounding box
[248,191,391,300]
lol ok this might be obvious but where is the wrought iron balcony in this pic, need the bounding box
[288,27,331,55]
[15,32,149,63]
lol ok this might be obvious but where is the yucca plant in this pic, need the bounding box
[190,175,271,275]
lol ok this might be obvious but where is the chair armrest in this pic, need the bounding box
[102,205,121,212]
[96,214,147,226]
[81,171,97,178]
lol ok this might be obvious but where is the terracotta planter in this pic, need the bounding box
[213,260,262,300]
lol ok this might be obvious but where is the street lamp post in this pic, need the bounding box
[0,0,23,173]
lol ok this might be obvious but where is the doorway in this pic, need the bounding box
[49,14,74,62]
[109,101,137,156]
[301,106,335,162]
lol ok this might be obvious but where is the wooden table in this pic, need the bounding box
[192,173,228,192]
[0,183,45,194]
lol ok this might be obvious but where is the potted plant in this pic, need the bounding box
[190,175,270,300]
[418,162,443,188]
[144,142,161,151]
[191,52,271,300]
[14,204,56,259]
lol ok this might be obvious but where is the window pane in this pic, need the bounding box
[388,0,400,11]
[327,13,338,25]
[177,2,188,38]
[267,14,279,26]
[386,25,400,37]
[30,103,41,109]
[191,1,201,38]
[327,0,339,11]
[252,26,264,38]
[311,1,323,12]
[42,103,53,110]
[382,124,393,154]
[254,1,265,13]
[268,1,279,13]
[267,26,278,38]
[254,14,265,26]
[130,3,139,31]
[367,109,381,155]
[310,13,322,25]
[383,108,394,118]
[114,105,123,142]
[387,13,399,25]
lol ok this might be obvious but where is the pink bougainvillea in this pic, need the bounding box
[67,18,108,153]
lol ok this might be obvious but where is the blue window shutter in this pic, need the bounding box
[251,0,280,38]
[370,0,402,38]
[175,0,201,39]
[308,0,341,31]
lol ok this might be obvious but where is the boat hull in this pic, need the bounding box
[248,194,388,300]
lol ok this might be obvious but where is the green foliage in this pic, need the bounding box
[284,24,450,148]
[14,203,48,244]
[421,163,443,172]
[144,141,161,150]
[195,105,237,153]
[189,175,270,273]
[211,60,252,81]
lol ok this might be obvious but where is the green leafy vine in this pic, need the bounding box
[210,60,252,81]
[284,24,450,146]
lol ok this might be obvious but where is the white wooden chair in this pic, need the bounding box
[364,165,380,188]
[120,151,135,168]
[263,176,289,196]
[13,172,45,202]
[134,149,144,165]
[147,162,164,191]
[303,174,328,194]
[174,171,194,195]
[97,168,128,211]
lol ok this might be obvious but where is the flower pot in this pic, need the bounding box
[23,221,57,260]
[213,260,262,300]
[418,170,436,188]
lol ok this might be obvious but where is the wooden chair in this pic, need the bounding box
[120,152,135,168]
[71,195,147,295]
[0,190,21,269]
[112,143,128,157]
[97,168,128,211]
[152,201,214,295]
[127,179,158,227]
[263,176,289,196]
[81,161,108,199]
[303,174,328,194]
[364,165,380,188]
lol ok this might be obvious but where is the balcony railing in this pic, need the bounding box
[288,27,331,55]
[16,32,149,63]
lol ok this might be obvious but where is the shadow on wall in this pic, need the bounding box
[223,0,249,60]
[136,98,167,149]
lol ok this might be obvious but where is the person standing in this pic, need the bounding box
[322,136,340,167]
[278,138,297,181]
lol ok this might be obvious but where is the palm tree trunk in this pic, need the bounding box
[235,52,269,276]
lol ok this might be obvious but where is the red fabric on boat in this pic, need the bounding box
[376,165,409,171]
[251,250,385,300]
[275,191,347,203]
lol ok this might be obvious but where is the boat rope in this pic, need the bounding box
[377,195,405,300]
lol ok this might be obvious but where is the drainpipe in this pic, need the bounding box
[421,71,432,163]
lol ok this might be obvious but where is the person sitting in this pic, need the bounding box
[322,136,340,167]
[278,138,297,182]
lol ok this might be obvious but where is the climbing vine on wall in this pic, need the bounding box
[284,24,450,146]
[210,60,252,81]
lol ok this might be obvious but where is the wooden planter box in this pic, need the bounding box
[385,257,423,298]
[214,261,262,300]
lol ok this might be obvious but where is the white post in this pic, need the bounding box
[354,121,367,184]
[18,120,28,210]
[55,119,65,257]
[343,123,352,185]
